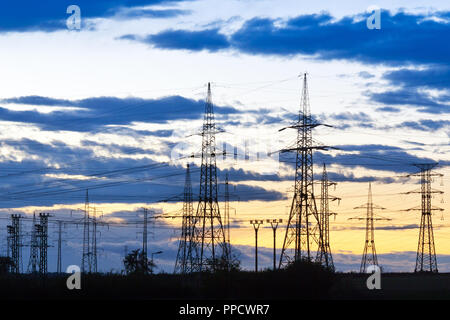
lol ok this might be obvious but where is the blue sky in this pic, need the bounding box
[0,0,449,273]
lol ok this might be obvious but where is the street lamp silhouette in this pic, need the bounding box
[250,220,264,272]
[266,219,283,270]
[151,251,163,273]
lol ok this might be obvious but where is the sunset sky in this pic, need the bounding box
[0,0,449,273]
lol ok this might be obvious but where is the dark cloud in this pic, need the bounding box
[367,65,450,114]
[376,106,401,113]
[124,28,230,52]
[398,120,450,131]
[0,95,240,132]
[0,0,189,32]
[313,144,438,174]
[367,87,449,114]
[129,10,450,65]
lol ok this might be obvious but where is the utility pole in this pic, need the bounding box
[279,74,332,268]
[405,163,443,273]
[267,219,283,270]
[192,83,229,272]
[174,164,195,274]
[349,183,390,273]
[27,213,39,274]
[316,164,339,270]
[250,220,264,272]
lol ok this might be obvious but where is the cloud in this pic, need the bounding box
[313,144,438,174]
[0,95,240,132]
[0,0,189,32]
[398,120,450,131]
[122,28,230,52]
[367,87,450,114]
[367,65,450,114]
[129,10,450,65]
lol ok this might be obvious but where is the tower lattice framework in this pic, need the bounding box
[350,183,390,273]
[174,164,196,274]
[315,164,338,270]
[191,83,229,272]
[279,74,330,268]
[405,164,443,273]
[27,213,39,273]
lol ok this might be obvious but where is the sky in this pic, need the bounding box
[0,0,449,274]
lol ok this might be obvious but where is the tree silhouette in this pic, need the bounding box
[123,249,155,275]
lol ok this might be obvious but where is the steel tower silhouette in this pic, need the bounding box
[405,164,443,273]
[191,83,229,272]
[38,213,50,275]
[174,164,196,274]
[8,214,22,274]
[82,189,91,273]
[315,164,338,270]
[279,74,331,268]
[350,183,390,273]
[27,213,39,273]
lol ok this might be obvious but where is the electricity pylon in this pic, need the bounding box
[174,164,195,274]
[8,214,22,274]
[38,213,51,275]
[349,183,390,273]
[315,164,339,270]
[27,213,39,274]
[279,74,332,268]
[82,189,91,273]
[224,173,231,257]
[405,163,443,273]
[192,83,229,272]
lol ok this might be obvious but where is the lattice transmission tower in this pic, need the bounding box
[82,189,91,273]
[81,189,101,273]
[315,164,339,270]
[7,214,22,274]
[279,74,332,268]
[191,83,229,272]
[27,213,39,274]
[349,183,390,273]
[405,163,443,273]
[174,164,196,274]
[37,212,50,275]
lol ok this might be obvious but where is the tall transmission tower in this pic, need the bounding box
[57,221,63,274]
[143,207,148,268]
[27,213,39,274]
[38,213,50,275]
[80,190,103,273]
[349,183,390,273]
[192,83,229,272]
[405,164,443,273]
[92,207,98,273]
[279,74,331,268]
[224,173,231,257]
[174,164,195,274]
[82,189,91,273]
[315,164,339,270]
[8,214,22,274]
